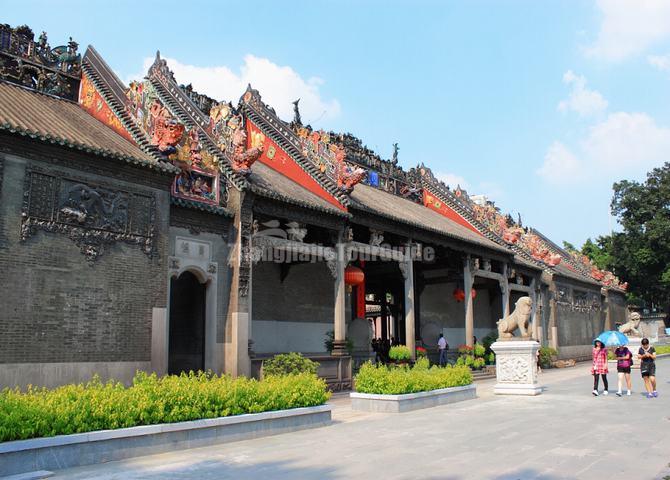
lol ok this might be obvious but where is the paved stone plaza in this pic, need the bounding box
[50,357,669,480]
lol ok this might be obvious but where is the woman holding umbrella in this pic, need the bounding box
[591,339,609,396]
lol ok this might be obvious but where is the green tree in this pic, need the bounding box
[580,236,613,271]
[610,162,670,309]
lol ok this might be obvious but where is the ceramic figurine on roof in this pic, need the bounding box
[292,98,302,127]
[208,101,241,152]
[335,146,366,193]
[519,232,562,267]
[230,126,263,175]
[0,24,81,100]
[150,102,185,155]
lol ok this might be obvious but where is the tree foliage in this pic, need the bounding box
[580,236,613,271]
[610,162,670,308]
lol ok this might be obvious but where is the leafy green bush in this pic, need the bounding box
[473,357,486,369]
[482,330,498,353]
[487,352,495,364]
[455,356,465,366]
[473,344,486,357]
[262,352,319,377]
[413,357,430,371]
[464,355,475,367]
[389,345,411,361]
[538,346,558,368]
[354,362,472,395]
[655,345,670,355]
[0,371,330,443]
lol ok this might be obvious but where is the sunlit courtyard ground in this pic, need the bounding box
[53,357,670,480]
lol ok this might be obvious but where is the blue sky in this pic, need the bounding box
[6,0,670,246]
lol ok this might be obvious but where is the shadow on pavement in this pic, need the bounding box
[56,458,339,480]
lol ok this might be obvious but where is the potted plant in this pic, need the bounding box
[389,345,412,366]
[416,346,428,359]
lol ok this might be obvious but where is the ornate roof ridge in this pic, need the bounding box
[0,23,81,102]
[238,84,349,206]
[81,47,172,169]
[146,53,247,190]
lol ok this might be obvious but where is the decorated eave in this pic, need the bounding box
[0,24,81,102]
[237,85,350,205]
[530,228,628,292]
[144,52,247,191]
[80,46,177,173]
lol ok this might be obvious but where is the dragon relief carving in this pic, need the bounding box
[231,127,263,175]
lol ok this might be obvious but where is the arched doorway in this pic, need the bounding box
[168,271,206,375]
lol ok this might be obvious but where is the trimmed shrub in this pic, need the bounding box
[655,345,670,355]
[389,345,411,361]
[473,357,486,370]
[0,371,330,443]
[473,343,486,357]
[262,352,319,377]
[354,361,472,395]
[538,346,558,368]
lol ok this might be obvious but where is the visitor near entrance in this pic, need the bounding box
[638,338,657,398]
[438,333,448,366]
[591,340,609,396]
[614,345,633,396]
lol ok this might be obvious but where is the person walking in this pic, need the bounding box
[438,333,448,367]
[591,339,609,396]
[614,344,633,396]
[638,338,657,398]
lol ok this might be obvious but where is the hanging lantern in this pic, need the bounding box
[344,265,365,286]
[453,288,477,302]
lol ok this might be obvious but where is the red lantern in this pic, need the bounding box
[344,265,365,286]
[453,288,476,302]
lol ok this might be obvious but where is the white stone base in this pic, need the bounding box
[491,340,542,396]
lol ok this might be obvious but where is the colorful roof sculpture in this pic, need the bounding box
[0,24,81,101]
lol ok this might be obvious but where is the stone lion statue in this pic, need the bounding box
[618,312,641,337]
[497,296,532,339]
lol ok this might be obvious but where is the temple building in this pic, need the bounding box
[0,25,628,389]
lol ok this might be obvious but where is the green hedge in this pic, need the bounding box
[354,360,473,395]
[655,345,670,355]
[0,371,330,443]
[262,352,319,377]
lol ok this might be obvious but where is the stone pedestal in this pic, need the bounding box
[491,340,542,395]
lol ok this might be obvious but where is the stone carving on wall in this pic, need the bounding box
[497,296,532,339]
[20,167,155,261]
[618,312,641,337]
[369,229,384,247]
[496,355,532,383]
[0,24,81,100]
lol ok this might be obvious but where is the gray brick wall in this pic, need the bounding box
[0,150,170,364]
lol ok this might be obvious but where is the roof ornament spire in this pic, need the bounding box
[292,98,302,127]
[391,142,399,165]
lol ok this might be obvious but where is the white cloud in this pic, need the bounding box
[648,53,670,71]
[435,172,469,190]
[557,70,608,117]
[537,141,582,185]
[127,55,341,123]
[538,112,670,184]
[583,111,670,170]
[585,0,670,61]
